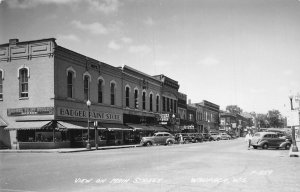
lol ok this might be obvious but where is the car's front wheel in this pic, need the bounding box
[285,143,291,150]
[167,140,173,146]
[146,141,152,146]
[262,143,269,149]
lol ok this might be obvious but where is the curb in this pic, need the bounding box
[0,145,142,153]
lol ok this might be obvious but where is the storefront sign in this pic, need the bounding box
[57,107,122,122]
[7,107,54,116]
[158,114,169,124]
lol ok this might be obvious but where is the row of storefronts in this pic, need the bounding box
[0,38,251,149]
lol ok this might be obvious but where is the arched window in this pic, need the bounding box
[67,71,74,98]
[134,89,139,109]
[125,86,130,107]
[0,70,3,100]
[142,91,146,110]
[98,79,103,103]
[19,68,29,98]
[110,82,115,105]
[156,95,159,112]
[83,75,90,100]
[149,93,153,111]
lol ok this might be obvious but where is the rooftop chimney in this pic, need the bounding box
[9,39,19,45]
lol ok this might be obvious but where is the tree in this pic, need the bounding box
[267,110,284,128]
[256,114,268,128]
[226,105,243,114]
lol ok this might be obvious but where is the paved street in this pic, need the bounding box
[0,138,299,192]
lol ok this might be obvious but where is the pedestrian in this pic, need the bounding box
[245,131,253,150]
[179,134,183,144]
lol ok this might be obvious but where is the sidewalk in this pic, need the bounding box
[0,144,141,153]
[289,137,300,158]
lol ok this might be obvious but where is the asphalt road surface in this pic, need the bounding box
[1,138,299,192]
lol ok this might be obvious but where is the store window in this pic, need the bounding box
[98,79,103,103]
[19,68,29,98]
[125,86,130,107]
[110,82,115,105]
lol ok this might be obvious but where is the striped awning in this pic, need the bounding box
[0,116,7,127]
[4,121,51,130]
[57,121,132,131]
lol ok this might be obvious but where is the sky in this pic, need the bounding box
[0,0,300,116]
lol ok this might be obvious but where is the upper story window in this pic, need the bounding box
[170,99,173,113]
[98,79,103,103]
[83,75,90,100]
[110,82,115,105]
[174,100,177,114]
[19,68,29,98]
[142,91,146,110]
[149,93,153,112]
[67,71,74,98]
[156,95,159,112]
[0,70,3,100]
[125,86,130,107]
[162,96,166,111]
[134,89,139,109]
[167,98,170,112]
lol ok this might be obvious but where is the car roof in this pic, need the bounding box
[256,132,277,135]
[155,132,170,134]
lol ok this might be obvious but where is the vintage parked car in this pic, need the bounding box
[190,133,204,143]
[140,132,175,146]
[203,133,214,141]
[210,132,221,141]
[266,128,292,140]
[220,133,231,140]
[250,132,291,150]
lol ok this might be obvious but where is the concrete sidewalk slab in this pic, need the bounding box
[0,144,141,153]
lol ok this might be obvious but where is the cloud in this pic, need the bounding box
[283,70,293,76]
[108,40,121,50]
[57,34,80,42]
[4,0,120,14]
[154,60,170,67]
[71,20,108,35]
[199,56,220,67]
[87,0,120,14]
[129,45,151,55]
[144,17,155,26]
[3,0,79,9]
[121,37,132,44]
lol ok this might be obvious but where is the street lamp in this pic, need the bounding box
[172,114,176,134]
[86,99,91,150]
[94,121,98,150]
[288,94,298,152]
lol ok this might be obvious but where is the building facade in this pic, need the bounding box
[0,38,130,149]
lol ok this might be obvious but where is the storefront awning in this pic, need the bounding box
[127,124,170,132]
[0,116,7,127]
[100,123,132,131]
[57,121,132,131]
[57,121,90,129]
[4,121,52,130]
[127,124,152,131]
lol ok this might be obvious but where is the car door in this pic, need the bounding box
[154,133,164,144]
